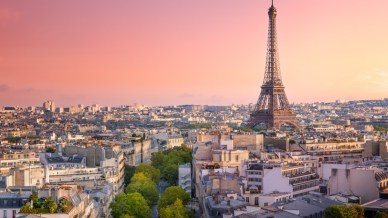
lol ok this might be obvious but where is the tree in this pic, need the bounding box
[377,211,388,218]
[29,191,39,208]
[110,193,151,218]
[124,165,136,187]
[135,163,160,184]
[43,197,58,213]
[158,186,190,211]
[161,164,179,185]
[126,174,159,206]
[152,146,192,185]
[324,205,363,218]
[120,215,135,218]
[352,205,364,218]
[130,172,151,183]
[59,198,73,213]
[110,194,129,218]
[160,199,189,218]
[151,152,165,169]
[5,137,21,143]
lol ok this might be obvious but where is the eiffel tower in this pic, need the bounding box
[247,1,299,130]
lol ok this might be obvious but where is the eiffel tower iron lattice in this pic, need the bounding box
[247,1,299,130]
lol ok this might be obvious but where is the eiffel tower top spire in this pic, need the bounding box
[270,0,276,12]
[264,0,282,87]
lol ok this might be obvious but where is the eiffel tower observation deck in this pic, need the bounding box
[247,0,299,130]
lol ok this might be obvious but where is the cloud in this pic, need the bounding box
[349,69,388,96]
[0,84,11,92]
[359,70,388,86]
[0,84,53,94]
[15,87,54,94]
[208,95,223,103]
[178,93,198,98]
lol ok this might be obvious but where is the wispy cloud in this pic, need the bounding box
[349,69,388,95]
[178,93,199,98]
[0,84,11,92]
[0,84,52,94]
[18,88,49,93]
[208,95,223,103]
[360,69,388,85]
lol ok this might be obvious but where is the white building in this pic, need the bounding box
[178,163,191,195]
[240,161,320,205]
[328,167,388,203]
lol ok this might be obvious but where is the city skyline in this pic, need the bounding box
[1,0,388,106]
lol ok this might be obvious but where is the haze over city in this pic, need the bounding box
[1,0,388,106]
[2,1,388,218]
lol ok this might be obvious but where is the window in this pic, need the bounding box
[235,155,239,162]
[3,210,6,218]
[255,197,259,205]
[246,197,249,203]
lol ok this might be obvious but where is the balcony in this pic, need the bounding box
[291,177,320,187]
[289,174,319,185]
[288,172,316,179]
[245,185,262,194]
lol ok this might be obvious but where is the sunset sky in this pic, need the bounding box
[1,0,388,107]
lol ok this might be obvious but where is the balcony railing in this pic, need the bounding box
[291,178,320,186]
[289,175,319,185]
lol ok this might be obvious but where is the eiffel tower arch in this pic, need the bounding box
[247,1,299,130]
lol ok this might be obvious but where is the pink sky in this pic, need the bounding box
[1,0,388,107]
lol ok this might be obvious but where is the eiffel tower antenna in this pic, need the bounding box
[246,1,299,130]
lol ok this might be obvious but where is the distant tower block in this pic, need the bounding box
[247,1,299,130]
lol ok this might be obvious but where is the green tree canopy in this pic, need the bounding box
[130,172,151,183]
[29,191,39,208]
[158,186,190,211]
[161,164,179,185]
[151,152,165,168]
[124,165,136,186]
[151,146,192,185]
[377,211,388,218]
[324,205,363,218]
[126,173,159,206]
[160,199,189,218]
[43,197,58,213]
[120,215,135,218]
[135,163,160,184]
[110,193,151,218]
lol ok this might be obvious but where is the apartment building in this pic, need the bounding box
[240,161,319,204]
[328,167,388,203]
[178,163,192,195]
